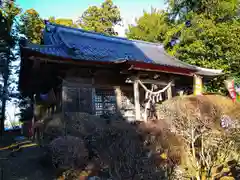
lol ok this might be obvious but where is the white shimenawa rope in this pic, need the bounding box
[138,80,172,103]
[138,80,172,121]
[138,80,172,95]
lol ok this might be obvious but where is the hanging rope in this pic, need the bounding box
[138,80,173,95]
[138,80,173,121]
[139,80,172,104]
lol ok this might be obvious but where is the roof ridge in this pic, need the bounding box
[46,23,163,46]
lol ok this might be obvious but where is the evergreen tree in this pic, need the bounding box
[127,0,240,93]
[0,0,21,135]
[78,0,122,35]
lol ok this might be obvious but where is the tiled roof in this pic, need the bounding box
[21,23,223,76]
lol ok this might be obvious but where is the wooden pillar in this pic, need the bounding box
[167,86,172,99]
[194,74,203,95]
[133,78,141,121]
[114,86,122,115]
[32,94,37,140]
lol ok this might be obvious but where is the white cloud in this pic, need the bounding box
[114,24,126,37]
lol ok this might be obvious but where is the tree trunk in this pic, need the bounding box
[0,95,6,136]
[0,58,9,136]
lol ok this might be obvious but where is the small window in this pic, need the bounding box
[94,89,116,116]
[95,103,103,110]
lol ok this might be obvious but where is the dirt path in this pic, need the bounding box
[0,140,55,180]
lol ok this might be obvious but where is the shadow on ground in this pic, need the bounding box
[0,133,54,180]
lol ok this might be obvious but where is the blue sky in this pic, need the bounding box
[16,0,166,37]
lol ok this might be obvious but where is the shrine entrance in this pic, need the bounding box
[126,76,174,122]
[128,73,203,122]
[138,79,173,121]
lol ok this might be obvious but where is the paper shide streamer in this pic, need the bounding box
[138,80,172,121]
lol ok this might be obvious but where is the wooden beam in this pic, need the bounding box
[128,62,194,76]
[133,77,141,121]
[28,56,121,69]
[126,78,175,86]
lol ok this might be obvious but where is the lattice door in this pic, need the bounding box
[62,86,93,114]
[79,87,93,114]
[94,88,116,116]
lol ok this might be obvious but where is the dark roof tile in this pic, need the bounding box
[22,23,222,76]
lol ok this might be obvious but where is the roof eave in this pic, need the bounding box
[127,61,195,76]
[195,67,224,77]
[20,47,196,76]
[20,44,222,78]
